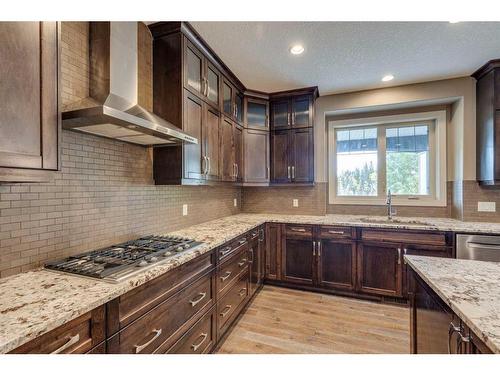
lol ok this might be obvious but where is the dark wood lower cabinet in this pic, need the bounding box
[281,225,315,285]
[265,223,282,280]
[357,242,402,297]
[317,239,356,291]
[409,268,492,354]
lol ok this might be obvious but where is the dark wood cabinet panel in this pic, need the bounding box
[233,124,243,182]
[243,129,269,183]
[270,99,290,129]
[222,79,233,118]
[217,271,249,339]
[167,307,216,354]
[235,91,244,125]
[357,242,402,297]
[204,105,220,180]
[282,225,314,285]
[0,21,60,182]
[220,116,235,181]
[184,39,204,97]
[271,130,291,183]
[205,61,220,108]
[291,127,314,183]
[472,60,500,185]
[318,239,356,291]
[265,223,282,280]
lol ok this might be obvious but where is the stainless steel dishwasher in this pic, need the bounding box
[456,234,500,262]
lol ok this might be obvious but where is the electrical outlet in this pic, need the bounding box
[182,204,188,216]
[234,198,238,207]
[478,202,496,212]
[293,199,299,207]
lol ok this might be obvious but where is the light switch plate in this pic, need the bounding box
[478,201,496,212]
[182,204,188,216]
[233,198,238,207]
[293,199,299,207]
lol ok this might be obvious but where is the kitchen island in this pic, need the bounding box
[406,255,500,354]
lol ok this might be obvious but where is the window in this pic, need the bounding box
[328,111,447,207]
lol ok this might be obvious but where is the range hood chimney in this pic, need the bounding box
[62,22,197,145]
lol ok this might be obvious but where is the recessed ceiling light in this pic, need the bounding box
[449,20,460,24]
[290,45,305,55]
[382,74,394,82]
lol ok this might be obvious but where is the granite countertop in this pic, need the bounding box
[2,212,500,353]
[405,255,500,354]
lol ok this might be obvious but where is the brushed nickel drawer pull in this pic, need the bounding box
[220,305,232,317]
[50,333,80,354]
[238,288,247,297]
[397,248,401,265]
[220,271,232,282]
[238,238,247,245]
[220,247,232,257]
[238,259,247,267]
[291,227,306,232]
[287,166,291,179]
[191,333,208,352]
[327,230,345,235]
[134,329,162,353]
[189,292,207,307]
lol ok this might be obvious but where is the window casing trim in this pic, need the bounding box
[328,110,447,207]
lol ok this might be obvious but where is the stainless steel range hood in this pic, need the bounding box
[62,22,197,145]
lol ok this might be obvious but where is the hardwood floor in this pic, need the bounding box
[216,285,410,354]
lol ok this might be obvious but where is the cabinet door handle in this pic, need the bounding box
[287,166,291,179]
[206,79,210,97]
[313,241,316,256]
[238,238,247,245]
[239,288,247,297]
[290,227,306,232]
[238,258,248,267]
[448,322,461,354]
[235,163,239,178]
[134,329,162,354]
[207,157,211,176]
[220,304,232,318]
[220,271,232,282]
[202,155,207,175]
[220,246,232,257]
[292,166,295,179]
[397,248,401,265]
[191,333,208,352]
[50,333,80,354]
[317,241,321,257]
[287,112,291,126]
[327,230,344,235]
[456,330,470,354]
[189,292,207,307]
[403,248,407,264]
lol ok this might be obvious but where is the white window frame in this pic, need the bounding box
[328,110,447,207]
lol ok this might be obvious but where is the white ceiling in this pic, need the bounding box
[190,22,500,95]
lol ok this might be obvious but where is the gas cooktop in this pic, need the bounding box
[44,235,203,283]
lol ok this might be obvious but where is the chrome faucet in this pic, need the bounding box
[386,190,396,220]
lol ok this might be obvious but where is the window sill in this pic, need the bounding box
[329,197,447,207]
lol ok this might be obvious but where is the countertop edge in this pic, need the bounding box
[405,255,500,354]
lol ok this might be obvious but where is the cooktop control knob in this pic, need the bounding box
[137,260,148,267]
[163,251,172,257]
[183,244,190,249]
[149,257,158,262]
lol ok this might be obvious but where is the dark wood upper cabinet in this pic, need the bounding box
[220,116,235,182]
[222,79,234,118]
[243,129,269,184]
[0,21,60,182]
[182,91,204,180]
[235,91,244,125]
[472,59,500,186]
[205,61,220,109]
[270,130,291,183]
[204,105,220,181]
[270,88,317,130]
[184,40,204,97]
[233,123,243,182]
[245,97,269,130]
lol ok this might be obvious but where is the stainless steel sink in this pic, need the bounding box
[357,217,436,227]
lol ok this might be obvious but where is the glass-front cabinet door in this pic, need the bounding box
[222,79,233,118]
[205,62,220,108]
[270,99,290,130]
[245,98,269,130]
[235,91,244,124]
[292,95,312,128]
[184,40,204,97]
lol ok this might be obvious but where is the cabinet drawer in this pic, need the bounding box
[361,229,448,246]
[167,307,216,354]
[217,246,249,296]
[218,235,249,262]
[10,306,105,354]
[108,272,214,354]
[319,226,353,240]
[249,228,260,240]
[217,271,249,335]
[108,251,214,333]
[285,224,313,238]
